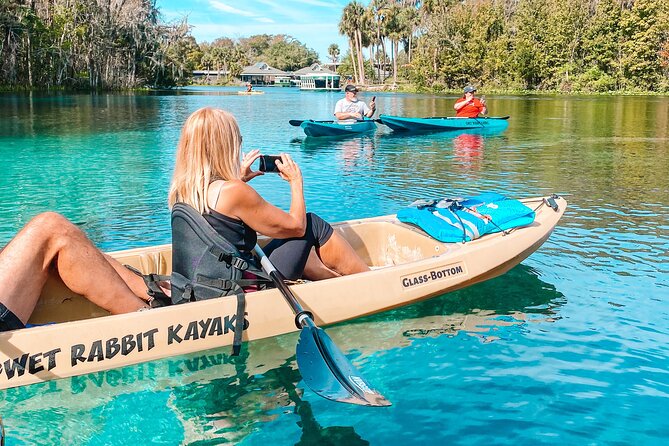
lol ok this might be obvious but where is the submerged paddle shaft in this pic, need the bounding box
[253,245,391,407]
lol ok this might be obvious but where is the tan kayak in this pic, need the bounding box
[237,91,264,95]
[0,195,566,390]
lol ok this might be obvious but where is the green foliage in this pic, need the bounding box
[619,0,669,90]
[583,0,622,77]
[572,67,618,93]
[337,52,355,79]
[337,52,375,80]
[0,0,194,90]
[5,0,669,93]
[261,37,319,71]
[239,34,273,58]
[195,34,318,78]
[404,0,669,93]
[328,44,341,63]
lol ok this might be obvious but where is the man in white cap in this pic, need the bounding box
[334,84,376,123]
[454,85,487,117]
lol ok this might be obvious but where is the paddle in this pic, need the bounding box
[253,244,391,407]
[289,118,382,126]
[289,119,329,126]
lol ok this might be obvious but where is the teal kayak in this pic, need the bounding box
[379,114,509,132]
[300,120,377,137]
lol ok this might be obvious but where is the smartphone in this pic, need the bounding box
[259,155,281,173]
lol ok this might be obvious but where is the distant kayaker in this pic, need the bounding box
[454,85,487,118]
[169,107,369,281]
[334,85,376,123]
[0,213,153,332]
[245,82,253,92]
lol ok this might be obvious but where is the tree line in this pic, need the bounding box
[3,0,667,92]
[337,0,669,92]
[0,0,321,90]
[0,0,198,90]
[195,34,319,83]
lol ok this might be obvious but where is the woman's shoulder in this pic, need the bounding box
[219,178,245,189]
[211,179,262,218]
[218,179,262,203]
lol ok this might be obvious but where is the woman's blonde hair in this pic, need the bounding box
[168,107,242,213]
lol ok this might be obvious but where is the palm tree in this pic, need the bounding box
[339,4,359,82]
[369,0,390,83]
[339,1,366,84]
[400,2,420,63]
[360,5,375,83]
[354,1,371,85]
[328,43,341,64]
[384,3,403,86]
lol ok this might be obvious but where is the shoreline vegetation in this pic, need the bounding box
[1,0,668,95]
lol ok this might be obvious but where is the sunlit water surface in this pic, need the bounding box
[0,88,667,445]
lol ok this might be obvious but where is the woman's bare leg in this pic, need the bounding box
[302,248,340,281]
[0,212,147,324]
[315,231,369,276]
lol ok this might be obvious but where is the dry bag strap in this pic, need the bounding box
[196,275,246,356]
[124,265,172,308]
[233,289,246,357]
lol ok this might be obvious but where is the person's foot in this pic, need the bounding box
[156,280,171,297]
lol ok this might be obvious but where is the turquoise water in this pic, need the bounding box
[0,88,668,445]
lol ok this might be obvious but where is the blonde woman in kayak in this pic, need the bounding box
[168,107,369,281]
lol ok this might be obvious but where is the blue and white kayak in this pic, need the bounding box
[300,120,377,137]
[379,114,509,133]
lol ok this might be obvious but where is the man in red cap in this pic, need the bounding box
[454,85,487,118]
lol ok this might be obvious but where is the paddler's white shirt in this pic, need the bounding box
[334,98,371,124]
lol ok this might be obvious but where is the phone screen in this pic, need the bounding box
[259,155,281,173]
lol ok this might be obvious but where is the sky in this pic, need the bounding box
[156,0,359,62]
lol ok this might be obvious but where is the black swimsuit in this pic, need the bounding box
[204,208,334,280]
[204,208,257,253]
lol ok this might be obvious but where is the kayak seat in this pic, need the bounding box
[170,202,272,355]
[170,202,272,305]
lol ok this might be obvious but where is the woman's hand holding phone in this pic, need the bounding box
[258,154,302,186]
[241,149,263,182]
[275,154,302,184]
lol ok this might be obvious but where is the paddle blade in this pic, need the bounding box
[288,119,304,126]
[296,325,391,407]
